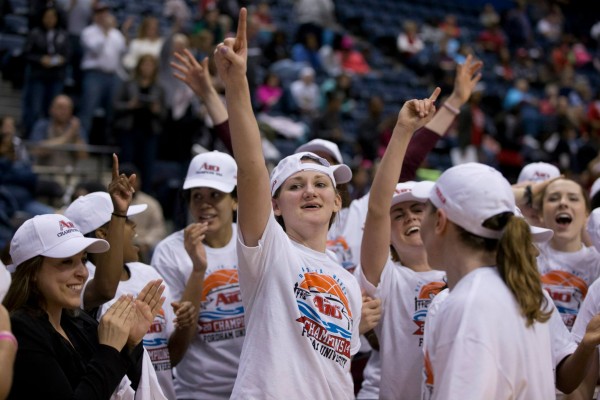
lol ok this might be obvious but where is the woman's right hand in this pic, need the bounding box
[213,8,248,86]
[98,295,136,351]
[107,154,136,216]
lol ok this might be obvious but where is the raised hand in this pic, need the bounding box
[172,301,196,330]
[184,223,208,273]
[396,87,441,134]
[107,153,136,216]
[98,295,136,351]
[450,54,483,105]
[213,7,248,85]
[172,50,214,98]
[127,280,166,347]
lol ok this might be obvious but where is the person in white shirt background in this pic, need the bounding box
[214,9,361,398]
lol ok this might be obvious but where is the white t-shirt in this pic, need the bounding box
[572,276,600,343]
[423,288,577,399]
[88,262,176,400]
[359,260,446,400]
[423,267,555,400]
[231,213,362,399]
[537,242,600,330]
[151,227,244,400]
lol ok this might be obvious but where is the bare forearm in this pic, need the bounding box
[425,93,463,136]
[202,89,228,126]
[0,341,16,399]
[84,216,125,309]
[168,327,195,366]
[556,342,596,394]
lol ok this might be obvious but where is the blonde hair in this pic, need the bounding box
[452,209,551,326]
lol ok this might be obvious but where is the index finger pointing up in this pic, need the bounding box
[429,87,442,103]
[234,7,247,51]
[112,153,120,180]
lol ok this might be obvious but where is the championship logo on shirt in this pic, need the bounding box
[413,281,445,342]
[144,309,172,372]
[294,269,354,369]
[198,268,245,342]
[542,270,588,329]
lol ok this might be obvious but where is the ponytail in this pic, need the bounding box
[496,216,551,326]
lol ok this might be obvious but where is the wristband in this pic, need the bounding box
[0,331,18,349]
[112,213,127,218]
[443,102,460,115]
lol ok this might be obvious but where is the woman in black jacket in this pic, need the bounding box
[3,213,165,399]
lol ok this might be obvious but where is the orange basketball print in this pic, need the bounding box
[202,269,240,301]
[541,270,588,299]
[418,281,446,300]
[299,272,352,318]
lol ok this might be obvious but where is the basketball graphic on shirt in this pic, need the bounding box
[294,271,354,369]
[197,268,245,342]
[541,270,588,329]
[326,236,355,272]
[413,280,445,337]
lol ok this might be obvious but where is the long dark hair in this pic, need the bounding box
[3,256,45,314]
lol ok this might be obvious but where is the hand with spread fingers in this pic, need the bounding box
[127,279,166,347]
[450,54,483,105]
[171,50,214,98]
[108,153,136,217]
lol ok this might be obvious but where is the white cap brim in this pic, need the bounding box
[411,182,434,201]
[392,181,435,207]
[530,225,553,243]
[42,236,109,259]
[333,164,352,185]
[127,204,148,216]
[182,178,235,192]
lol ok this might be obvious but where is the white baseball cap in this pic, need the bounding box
[270,152,352,196]
[183,150,237,192]
[412,163,514,239]
[391,181,435,208]
[295,139,343,164]
[64,192,148,235]
[514,207,553,243]
[590,178,600,199]
[517,162,560,184]
[10,214,109,268]
[587,208,600,252]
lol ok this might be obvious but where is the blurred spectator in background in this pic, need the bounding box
[192,6,225,45]
[336,36,371,76]
[262,30,290,66]
[321,72,356,116]
[357,95,385,162]
[113,54,165,194]
[397,20,424,71]
[477,23,507,54]
[256,72,283,113]
[119,163,166,263]
[29,94,87,167]
[1,117,28,162]
[55,0,93,94]
[21,6,70,137]
[290,66,321,117]
[158,33,201,167]
[164,0,192,32]
[479,3,500,28]
[536,5,563,47]
[122,16,164,73]
[291,32,324,75]
[294,0,336,48]
[504,0,534,49]
[438,14,461,40]
[78,2,126,144]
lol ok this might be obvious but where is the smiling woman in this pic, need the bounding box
[2,213,159,399]
[536,178,600,331]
